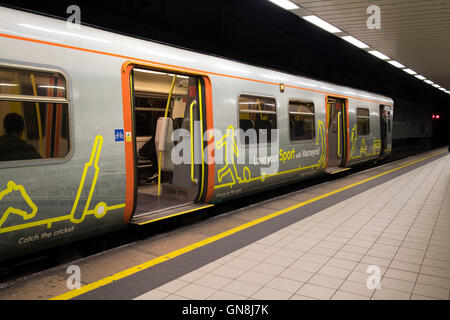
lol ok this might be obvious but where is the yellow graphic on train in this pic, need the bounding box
[373,140,381,154]
[215,120,326,189]
[70,135,106,223]
[350,125,357,159]
[0,181,38,228]
[350,124,382,160]
[360,138,367,154]
[0,135,125,234]
[216,125,243,187]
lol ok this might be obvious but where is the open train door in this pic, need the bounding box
[379,104,393,158]
[326,97,350,174]
[122,64,212,225]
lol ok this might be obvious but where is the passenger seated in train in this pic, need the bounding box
[0,113,41,161]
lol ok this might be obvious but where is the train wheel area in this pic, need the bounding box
[0,147,449,300]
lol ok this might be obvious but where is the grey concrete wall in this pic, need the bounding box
[393,97,433,140]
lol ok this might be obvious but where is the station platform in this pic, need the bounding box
[1,148,449,300]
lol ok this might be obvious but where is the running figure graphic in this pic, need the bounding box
[215,125,242,187]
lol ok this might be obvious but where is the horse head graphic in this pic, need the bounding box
[0,181,38,228]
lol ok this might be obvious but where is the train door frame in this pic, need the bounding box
[379,104,393,157]
[326,96,349,170]
[120,61,215,224]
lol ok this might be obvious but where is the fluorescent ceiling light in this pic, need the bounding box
[415,75,426,80]
[135,69,167,75]
[341,36,369,49]
[368,50,389,60]
[303,15,341,33]
[169,74,189,79]
[38,85,65,90]
[240,102,276,107]
[403,68,417,75]
[388,60,405,68]
[0,83,18,86]
[267,0,299,10]
[424,80,434,85]
[432,84,441,88]
[438,87,446,91]
[134,69,189,79]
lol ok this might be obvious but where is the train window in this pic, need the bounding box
[289,100,315,141]
[0,67,67,99]
[238,94,277,144]
[0,66,70,162]
[356,108,370,136]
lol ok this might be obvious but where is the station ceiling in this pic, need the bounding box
[290,0,450,92]
[2,0,450,103]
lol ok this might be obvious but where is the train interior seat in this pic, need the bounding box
[155,117,175,172]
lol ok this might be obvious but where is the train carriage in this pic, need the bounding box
[0,7,393,261]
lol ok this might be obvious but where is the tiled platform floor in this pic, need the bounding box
[136,154,450,300]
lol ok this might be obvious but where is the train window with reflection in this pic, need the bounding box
[238,95,277,144]
[289,100,315,141]
[357,108,370,136]
[0,66,70,162]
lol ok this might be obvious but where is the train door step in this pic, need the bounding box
[130,202,214,225]
[326,167,351,175]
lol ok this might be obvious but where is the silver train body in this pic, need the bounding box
[0,7,393,261]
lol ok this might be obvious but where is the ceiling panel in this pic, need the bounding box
[291,0,450,90]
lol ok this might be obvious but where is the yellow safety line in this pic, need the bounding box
[50,150,447,300]
[137,204,214,226]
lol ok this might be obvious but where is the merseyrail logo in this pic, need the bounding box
[0,135,125,234]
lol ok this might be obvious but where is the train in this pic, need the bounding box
[0,7,393,261]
